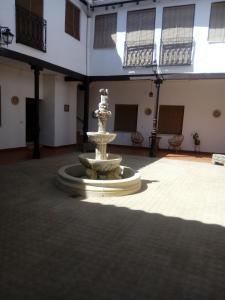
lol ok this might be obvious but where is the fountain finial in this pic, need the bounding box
[95,88,111,133]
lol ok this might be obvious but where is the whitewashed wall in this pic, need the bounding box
[89,80,225,153]
[0,64,78,149]
[39,75,55,146]
[88,0,225,76]
[1,0,88,75]
[54,77,77,146]
[0,64,43,149]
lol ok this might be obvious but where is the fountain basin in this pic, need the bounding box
[56,164,141,197]
[87,132,116,144]
[79,153,122,173]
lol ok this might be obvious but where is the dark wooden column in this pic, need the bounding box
[31,65,42,159]
[83,79,89,143]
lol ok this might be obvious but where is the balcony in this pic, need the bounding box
[160,38,193,66]
[16,5,47,52]
[123,41,154,68]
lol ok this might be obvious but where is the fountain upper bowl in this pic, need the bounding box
[87,132,116,144]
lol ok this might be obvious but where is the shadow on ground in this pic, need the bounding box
[1,199,225,299]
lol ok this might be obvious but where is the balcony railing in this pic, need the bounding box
[160,38,193,66]
[16,5,47,52]
[123,41,155,67]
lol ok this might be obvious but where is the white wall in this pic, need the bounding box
[88,0,225,76]
[1,0,87,75]
[0,64,43,149]
[54,77,77,146]
[89,80,225,154]
[39,75,55,146]
[0,63,78,149]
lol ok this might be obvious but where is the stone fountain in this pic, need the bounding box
[56,88,141,197]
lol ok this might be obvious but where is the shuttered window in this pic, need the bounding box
[124,9,155,66]
[158,105,184,134]
[126,9,155,45]
[160,5,195,65]
[162,5,195,43]
[114,105,138,132]
[208,2,225,42]
[16,0,43,17]
[65,0,80,40]
[94,13,117,48]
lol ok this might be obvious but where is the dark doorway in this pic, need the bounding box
[26,98,35,143]
[26,98,41,143]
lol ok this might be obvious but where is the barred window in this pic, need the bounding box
[114,105,138,132]
[65,0,80,40]
[16,0,46,52]
[162,5,195,43]
[160,5,195,65]
[208,2,225,42]
[158,105,184,134]
[126,9,156,45]
[94,13,117,49]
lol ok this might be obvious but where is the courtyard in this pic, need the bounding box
[1,152,225,299]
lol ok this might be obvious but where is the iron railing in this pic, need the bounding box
[16,4,47,52]
[123,41,155,67]
[160,38,193,66]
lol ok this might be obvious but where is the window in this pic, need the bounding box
[114,105,138,132]
[124,9,156,67]
[94,13,117,48]
[16,0,47,52]
[65,0,80,40]
[208,2,225,42]
[158,105,184,134]
[160,5,195,65]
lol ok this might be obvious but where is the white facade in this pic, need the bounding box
[1,0,88,75]
[89,0,225,76]
[0,0,225,154]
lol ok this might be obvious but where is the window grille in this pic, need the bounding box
[16,0,47,52]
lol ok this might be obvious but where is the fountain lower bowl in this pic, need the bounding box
[56,164,141,197]
[79,153,122,172]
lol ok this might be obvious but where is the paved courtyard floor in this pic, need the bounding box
[1,153,225,299]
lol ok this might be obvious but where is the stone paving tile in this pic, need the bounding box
[0,153,225,300]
